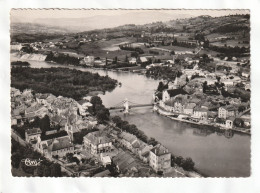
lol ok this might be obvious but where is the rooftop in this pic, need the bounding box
[84,131,111,145]
[26,128,42,135]
[150,144,169,156]
[50,136,73,151]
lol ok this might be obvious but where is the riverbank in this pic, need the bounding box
[153,104,251,135]
[10,56,251,177]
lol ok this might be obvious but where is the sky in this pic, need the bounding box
[10,9,249,31]
[11,9,249,22]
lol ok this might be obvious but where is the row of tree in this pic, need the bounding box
[112,116,159,145]
[171,155,195,171]
[45,52,81,66]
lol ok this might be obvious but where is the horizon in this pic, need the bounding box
[11,9,249,31]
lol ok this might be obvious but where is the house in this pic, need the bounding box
[222,80,234,87]
[35,93,49,105]
[11,108,22,125]
[25,128,42,143]
[193,107,208,120]
[38,135,74,158]
[77,99,93,116]
[83,131,112,155]
[149,144,171,172]
[240,114,251,127]
[112,151,137,173]
[100,154,112,166]
[139,57,148,63]
[174,100,185,113]
[201,101,212,110]
[11,87,21,98]
[129,57,137,64]
[46,94,56,105]
[183,103,196,115]
[242,72,250,78]
[225,117,235,129]
[118,132,138,152]
[162,88,188,102]
[25,104,48,118]
[205,78,217,85]
[245,83,250,91]
[83,56,94,66]
[218,106,236,119]
[138,142,153,163]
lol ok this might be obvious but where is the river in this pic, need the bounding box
[11,55,251,177]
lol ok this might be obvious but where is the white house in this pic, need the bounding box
[225,117,235,129]
[129,57,137,64]
[242,72,250,78]
[149,144,171,172]
[83,56,95,66]
[25,128,42,143]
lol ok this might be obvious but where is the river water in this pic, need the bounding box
[11,56,251,177]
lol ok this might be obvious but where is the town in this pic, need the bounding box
[11,87,199,177]
[10,12,251,177]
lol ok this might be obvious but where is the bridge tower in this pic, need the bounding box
[123,98,129,114]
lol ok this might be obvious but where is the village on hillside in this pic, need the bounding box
[10,11,250,178]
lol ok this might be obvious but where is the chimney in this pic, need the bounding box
[155,149,157,155]
[99,137,101,144]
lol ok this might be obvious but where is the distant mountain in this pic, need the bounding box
[12,11,191,33]
[11,22,73,34]
[11,13,249,36]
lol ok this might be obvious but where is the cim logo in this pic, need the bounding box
[21,158,42,167]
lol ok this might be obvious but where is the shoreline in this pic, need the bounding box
[153,104,251,136]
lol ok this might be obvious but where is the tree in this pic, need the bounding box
[50,163,62,177]
[148,138,158,146]
[39,115,51,134]
[11,153,21,168]
[91,96,103,106]
[35,165,44,177]
[157,81,165,92]
[174,58,180,64]
[170,50,175,55]
[113,56,118,64]
[182,157,195,171]
[175,156,185,166]
[234,118,244,127]
[112,116,122,125]
[90,96,103,114]
[125,55,129,63]
[186,77,189,83]
[96,108,110,123]
[65,153,74,163]
[43,165,51,177]
[73,128,98,144]
[238,106,246,113]
[203,81,208,93]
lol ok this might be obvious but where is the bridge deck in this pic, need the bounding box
[109,104,154,110]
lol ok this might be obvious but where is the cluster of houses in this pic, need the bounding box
[81,128,172,175]
[11,87,97,155]
[156,72,250,128]
[11,87,174,176]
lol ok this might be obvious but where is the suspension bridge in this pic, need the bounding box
[108,98,154,113]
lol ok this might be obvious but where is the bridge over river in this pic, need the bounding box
[108,98,154,113]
